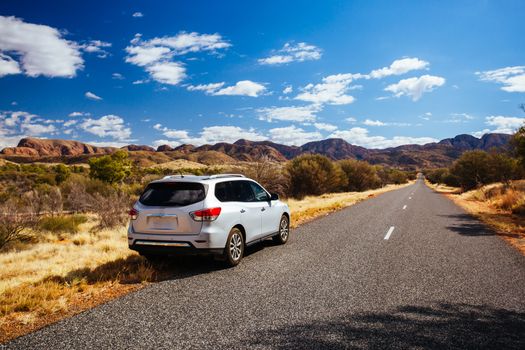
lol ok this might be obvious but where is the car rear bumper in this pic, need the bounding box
[129,240,224,256]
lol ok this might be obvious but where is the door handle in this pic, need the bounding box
[240,209,246,213]
[261,207,266,212]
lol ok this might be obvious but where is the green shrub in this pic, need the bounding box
[88,150,131,184]
[286,154,347,198]
[338,159,381,192]
[38,215,87,234]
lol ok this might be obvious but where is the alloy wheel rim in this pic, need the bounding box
[229,233,242,261]
[280,218,289,240]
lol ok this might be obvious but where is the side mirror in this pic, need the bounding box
[270,193,279,201]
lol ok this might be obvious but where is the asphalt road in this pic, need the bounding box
[7,179,525,349]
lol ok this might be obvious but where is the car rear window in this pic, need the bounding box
[139,182,205,207]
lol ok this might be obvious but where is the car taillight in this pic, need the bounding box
[190,207,221,221]
[128,208,138,220]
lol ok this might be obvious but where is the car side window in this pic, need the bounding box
[235,181,256,202]
[215,181,230,202]
[248,182,269,202]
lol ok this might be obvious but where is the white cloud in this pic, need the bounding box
[63,120,77,127]
[85,91,102,100]
[0,16,83,78]
[330,127,436,148]
[186,80,265,97]
[363,119,386,126]
[295,73,363,105]
[283,86,293,94]
[313,122,337,131]
[132,12,144,18]
[68,111,89,117]
[187,82,225,94]
[0,53,21,76]
[79,115,131,140]
[152,139,180,148]
[112,73,124,80]
[268,125,322,145]
[370,57,429,79]
[145,62,186,85]
[257,104,322,122]
[213,80,266,97]
[473,115,525,136]
[156,125,266,145]
[80,40,111,58]
[258,42,322,65]
[345,117,357,123]
[0,110,57,138]
[125,31,229,85]
[385,75,445,101]
[476,66,525,92]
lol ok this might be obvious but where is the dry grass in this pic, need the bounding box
[149,159,208,170]
[0,182,411,343]
[431,180,525,255]
[286,183,412,228]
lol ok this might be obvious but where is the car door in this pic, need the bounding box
[248,181,281,237]
[231,180,263,243]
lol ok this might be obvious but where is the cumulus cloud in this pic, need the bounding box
[258,42,322,65]
[329,127,436,149]
[152,139,180,148]
[68,111,89,117]
[385,75,445,101]
[295,73,365,105]
[257,104,322,122]
[476,66,525,92]
[79,115,131,140]
[80,40,111,58]
[0,110,57,142]
[283,86,293,94]
[85,91,102,100]
[313,122,338,131]
[125,31,230,85]
[187,81,265,97]
[132,12,144,18]
[370,57,429,79]
[0,16,83,78]
[363,119,387,126]
[472,115,525,137]
[268,125,322,145]
[154,124,266,145]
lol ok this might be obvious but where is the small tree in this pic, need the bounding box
[88,150,131,184]
[450,151,492,190]
[53,164,71,185]
[286,154,347,198]
[0,199,37,250]
[241,157,290,198]
[339,159,381,192]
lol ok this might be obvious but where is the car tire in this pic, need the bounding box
[273,215,290,245]
[223,227,244,267]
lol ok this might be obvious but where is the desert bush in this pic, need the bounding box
[53,164,71,185]
[286,154,347,198]
[90,190,131,229]
[38,215,87,234]
[241,157,290,198]
[496,189,522,211]
[0,199,37,250]
[425,168,449,184]
[377,167,409,185]
[338,159,381,192]
[23,185,63,215]
[487,152,519,185]
[88,150,131,184]
[61,177,91,212]
[450,151,492,190]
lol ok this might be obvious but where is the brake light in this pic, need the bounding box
[190,207,221,221]
[128,208,139,220]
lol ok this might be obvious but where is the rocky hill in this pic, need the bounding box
[0,133,512,168]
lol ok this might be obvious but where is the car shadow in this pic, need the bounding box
[240,303,525,349]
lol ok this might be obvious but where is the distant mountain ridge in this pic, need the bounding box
[0,133,512,168]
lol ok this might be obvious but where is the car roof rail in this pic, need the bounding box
[162,174,193,179]
[206,174,245,179]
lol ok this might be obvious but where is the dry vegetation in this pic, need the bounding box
[430,180,525,255]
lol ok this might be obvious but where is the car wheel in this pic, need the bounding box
[224,227,244,267]
[273,215,290,244]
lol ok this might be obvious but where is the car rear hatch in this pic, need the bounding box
[131,181,206,235]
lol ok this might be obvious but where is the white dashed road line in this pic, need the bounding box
[403,205,407,210]
[384,226,395,240]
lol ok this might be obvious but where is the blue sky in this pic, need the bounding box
[0,0,524,149]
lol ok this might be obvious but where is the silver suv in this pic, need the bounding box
[128,174,291,266]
